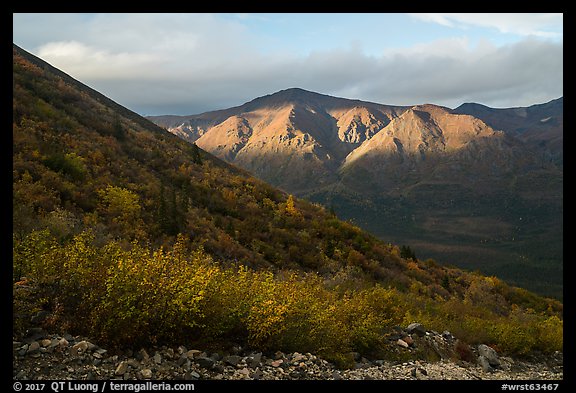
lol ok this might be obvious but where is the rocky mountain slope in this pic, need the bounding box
[149,90,563,298]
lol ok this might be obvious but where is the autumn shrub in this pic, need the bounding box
[535,315,563,352]
[335,286,403,355]
[269,275,347,361]
[454,339,475,362]
[13,228,563,363]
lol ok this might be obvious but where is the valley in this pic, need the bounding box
[149,90,563,298]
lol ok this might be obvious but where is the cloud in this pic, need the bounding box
[37,41,164,79]
[352,37,563,108]
[409,13,563,38]
[14,13,563,115]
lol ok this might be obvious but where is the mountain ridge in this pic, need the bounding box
[148,89,563,298]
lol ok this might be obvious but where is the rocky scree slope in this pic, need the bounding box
[14,325,563,381]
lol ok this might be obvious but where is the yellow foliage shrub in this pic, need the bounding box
[13,229,563,363]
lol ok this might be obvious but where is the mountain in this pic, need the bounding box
[149,88,409,193]
[149,91,563,299]
[13,44,562,367]
[454,98,563,164]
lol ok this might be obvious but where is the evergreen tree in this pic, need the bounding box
[400,245,417,260]
[191,143,202,165]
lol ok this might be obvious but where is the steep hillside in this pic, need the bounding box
[149,90,563,298]
[13,44,562,367]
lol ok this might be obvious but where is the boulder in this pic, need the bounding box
[406,323,426,337]
[70,340,89,356]
[478,355,495,372]
[478,344,500,367]
[442,331,454,341]
[248,352,262,367]
[397,339,410,348]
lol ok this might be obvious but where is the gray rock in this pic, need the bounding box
[291,352,305,363]
[27,341,40,354]
[184,371,200,380]
[406,323,426,337]
[115,361,129,376]
[196,356,215,369]
[478,344,500,367]
[177,355,188,367]
[70,340,89,356]
[153,353,162,364]
[224,355,242,366]
[18,344,28,354]
[248,352,262,367]
[127,359,140,368]
[136,349,149,362]
[478,355,495,372]
[252,367,263,380]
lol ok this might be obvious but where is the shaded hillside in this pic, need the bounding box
[331,103,563,298]
[149,90,563,299]
[454,98,563,164]
[13,44,562,366]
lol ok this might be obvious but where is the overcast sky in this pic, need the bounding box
[13,13,563,116]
